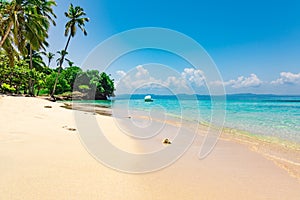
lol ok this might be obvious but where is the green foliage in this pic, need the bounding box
[71,70,115,99]
[78,84,90,91]
[74,71,91,90]
[0,3,115,98]
[98,72,115,97]
[1,83,16,93]
[0,56,30,94]
[64,4,89,37]
[41,51,55,67]
[51,4,89,96]
[0,0,56,95]
[0,0,57,58]
[38,88,49,95]
[0,49,115,98]
[61,66,82,89]
[56,50,69,67]
[45,72,71,95]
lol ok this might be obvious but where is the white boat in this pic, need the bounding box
[144,95,153,102]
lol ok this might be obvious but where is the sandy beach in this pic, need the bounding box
[0,95,300,199]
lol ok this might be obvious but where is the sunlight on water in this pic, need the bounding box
[95,94,300,143]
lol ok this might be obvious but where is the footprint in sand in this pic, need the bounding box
[62,125,77,132]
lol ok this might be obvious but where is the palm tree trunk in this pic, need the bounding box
[37,86,41,96]
[0,21,13,48]
[51,34,72,98]
[29,46,34,96]
[64,33,72,53]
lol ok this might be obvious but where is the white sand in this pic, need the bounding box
[0,96,299,199]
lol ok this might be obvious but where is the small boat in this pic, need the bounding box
[144,95,153,102]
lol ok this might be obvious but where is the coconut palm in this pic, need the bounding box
[42,51,55,67]
[0,0,56,48]
[25,0,56,96]
[1,34,16,67]
[51,3,89,98]
[0,0,33,54]
[35,0,57,26]
[0,0,27,61]
[66,60,74,67]
[0,0,56,74]
[55,50,68,68]
[0,0,56,95]
[0,0,17,48]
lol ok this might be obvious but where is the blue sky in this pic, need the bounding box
[46,0,300,94]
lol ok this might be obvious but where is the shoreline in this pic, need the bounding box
[65,100,300,181]
[69,99,300,146]
[1,96,300,199]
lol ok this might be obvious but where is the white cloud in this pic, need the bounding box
[116,65,162,92]
[116,70,126,78]
[135,65,149,78]
[115,66,206,94]
[181,68,205,87]
[213,73,262,88]
[115,68,300,94]
[271,72,300,85]
[165,76,189,90]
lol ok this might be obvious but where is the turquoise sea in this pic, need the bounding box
[94,94,300,143]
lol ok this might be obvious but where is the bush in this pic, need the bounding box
[1,83,16,93]
[45,72,71,95]
[38,89,49,95]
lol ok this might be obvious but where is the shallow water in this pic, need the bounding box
[92,94,300,143]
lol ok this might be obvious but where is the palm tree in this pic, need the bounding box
[35,0,57,26]
[51,3,89,98]
[0,0,56,49]
[42,51,55,68]
[0,34,16,67]
[0,0,56,95]
[0,0,27,59]
[55,50,68,68]
[24,0,56,96]
[0,0,16,48]
[0,0,56,96]
[66,60,74,67]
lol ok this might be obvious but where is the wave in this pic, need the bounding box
[262,100,300,103]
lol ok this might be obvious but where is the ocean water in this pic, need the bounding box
[95,94,300,143]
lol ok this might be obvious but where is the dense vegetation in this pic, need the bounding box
[0,0,114,100]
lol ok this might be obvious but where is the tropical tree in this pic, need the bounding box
[24,44,46,95]
[45,71,70,95]
[61,65,82,90]
[0,0,56,95]
[0,0,18,48]
[0,56,31,94]
[97,72,115,98]
[35,0,57,26]
[66,60,74,67]
[0,0,56,55]
[26,0,56,95]
[72,70,114,100]
[25,47,49,95]
[0,0,26,65]
[51,3,89,98]
[42,51,55,67]
[55,50,69,67]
